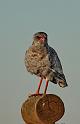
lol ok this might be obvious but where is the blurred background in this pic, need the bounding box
[0,0,80,124]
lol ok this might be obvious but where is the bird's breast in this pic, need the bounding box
[25,46,51,77]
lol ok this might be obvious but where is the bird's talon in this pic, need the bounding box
[43,92,46,96]
[35,92,39,95]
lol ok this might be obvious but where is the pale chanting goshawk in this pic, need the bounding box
[25,32,68,94]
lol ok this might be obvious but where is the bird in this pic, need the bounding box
[25,32,68,94]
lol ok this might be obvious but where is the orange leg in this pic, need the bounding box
[44,79,49,94]
[36,78,43,94]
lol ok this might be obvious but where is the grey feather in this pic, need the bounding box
[25,32,68,88]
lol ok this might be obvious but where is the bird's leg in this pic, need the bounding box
[44,79,49,94]
[36,78,43,94]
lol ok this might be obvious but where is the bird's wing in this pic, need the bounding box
[48,46,63,73]
[48,46,66,82]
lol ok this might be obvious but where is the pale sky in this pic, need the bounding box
[0,0,80,124]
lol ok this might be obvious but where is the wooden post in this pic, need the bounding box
[21,94,65,124]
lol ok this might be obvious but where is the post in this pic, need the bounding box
[21,94,65,124]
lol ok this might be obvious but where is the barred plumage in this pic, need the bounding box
[25,32,68,94]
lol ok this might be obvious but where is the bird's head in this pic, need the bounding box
[32,32,48,46]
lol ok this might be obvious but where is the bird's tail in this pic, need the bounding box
[51,71,68,88]
[55,78,68,88]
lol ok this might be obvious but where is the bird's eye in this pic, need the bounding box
[36,36,41,39]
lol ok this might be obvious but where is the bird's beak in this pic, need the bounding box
[39,37,45,43]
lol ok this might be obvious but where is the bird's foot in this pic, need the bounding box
[30,93,42,97]
[35,90,40,95]
[43,92,46,96]
[30,90,41,96]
